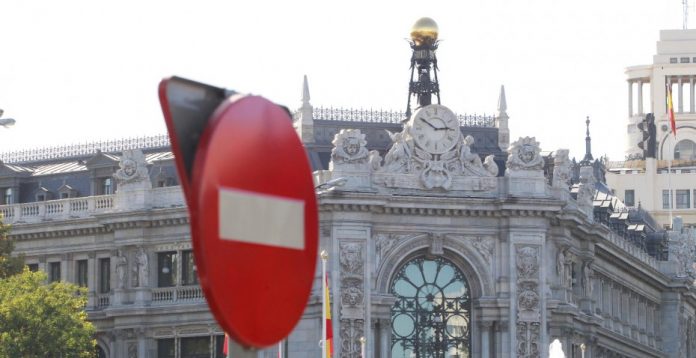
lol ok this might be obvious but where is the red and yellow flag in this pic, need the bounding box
[667,83,677,137]
[325,276,334,358]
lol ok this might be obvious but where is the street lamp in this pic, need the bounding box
[0,109,16,128]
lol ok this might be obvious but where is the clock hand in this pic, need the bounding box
[420,118,439,130]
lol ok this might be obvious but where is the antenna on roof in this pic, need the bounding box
[684,0,689,29]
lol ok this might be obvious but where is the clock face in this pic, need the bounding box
[410,104,460,154]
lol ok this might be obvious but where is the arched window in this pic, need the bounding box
[674,139,696,160]
[390,256,471,357]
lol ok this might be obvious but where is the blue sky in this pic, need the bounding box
[0,0,687,161]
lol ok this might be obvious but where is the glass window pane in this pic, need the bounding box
[157,339,175,358]
[158,252,178,287]
[391,257,470,357]
[624,190,635,207]
[99,258,110,293]
[181,336,210,358]
[49,262,61,282]
[77,260,88,287]
[182,250,199,286]
[663,190,672,209]
[676,189,690,209]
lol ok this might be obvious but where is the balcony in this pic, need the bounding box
[152,285,205,303]
[0,186,185,225]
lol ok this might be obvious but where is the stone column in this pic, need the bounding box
[379,318,390,358]
[637,80,643,115]
[679,77,684,113]
[87,252,97,309]
[689,76,696,113]
[480,321,492,358]
[628,80,634,117]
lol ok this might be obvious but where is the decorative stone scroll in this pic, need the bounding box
[516,245,541,358]
[339,241,365,348]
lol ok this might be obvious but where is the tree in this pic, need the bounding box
[0,216,23,279]
[0,270,96,358]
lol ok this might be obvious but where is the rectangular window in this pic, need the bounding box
[3,188,13,205]
[671,57,678,63]
[181,250,199,286]
[157,338,175,358]
[676,189,691,209]
[681,57,690,63]
[99,258,110,293]
[102,178,113,195]
[158,251,178,287]
[49,262,61,282]
[214,335,226,358]
[624,189,635,207]
[76,260,88,287]
[181,337,210,358]
[663,190,673,209]
[27,263,38,272]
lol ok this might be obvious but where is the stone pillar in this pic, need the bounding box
[511,232,546,358]
[137,328,147,358]
[628,80,634,117]
[689,76,696,113]
[679,77,684,113]
[637,80,643,115]
[480,321,492,358]
[379,318,390,358]
[335,224,370,358]
[87,252,97,309]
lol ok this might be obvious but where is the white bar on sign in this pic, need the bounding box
[219,187,305,250]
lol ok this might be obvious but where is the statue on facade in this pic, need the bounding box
[383,130,412,172]
[134,246,149,287]
[552,149,572,189]
[116,250,128,289]
[556,248,566,286]
[582,262,593,296]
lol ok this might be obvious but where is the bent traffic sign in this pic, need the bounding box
[159,77,318,348]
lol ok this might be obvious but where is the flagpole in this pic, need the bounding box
[669,137,674,226]
[278,339,283,358]
[321,250,328,358]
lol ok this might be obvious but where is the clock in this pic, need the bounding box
[409,104,460,154]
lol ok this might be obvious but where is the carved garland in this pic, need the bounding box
[516,245,541,358]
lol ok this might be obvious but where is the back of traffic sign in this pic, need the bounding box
[159,78,318,348]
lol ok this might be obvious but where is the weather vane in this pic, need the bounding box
[684,0,689,30]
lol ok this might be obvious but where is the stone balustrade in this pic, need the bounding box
[152,285,204,303]
[0,186,186,225]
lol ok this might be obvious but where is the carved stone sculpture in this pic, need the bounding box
[116,250,128,289]
[134,246,149,287]
[552,149,572,188]
[114,149,150,187]
[506,137,544,172]
[331,129,369,165]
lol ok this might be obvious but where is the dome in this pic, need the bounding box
[410,17,439,46]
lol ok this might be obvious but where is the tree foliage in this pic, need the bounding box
[0,270,96,358]
[0,217,24,279]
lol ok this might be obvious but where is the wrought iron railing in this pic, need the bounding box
[310,107,496,127]
[0,134,171,164]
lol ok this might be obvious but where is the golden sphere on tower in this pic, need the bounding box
[410,17,439,46]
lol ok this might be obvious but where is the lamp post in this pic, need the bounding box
[0,109,16,128]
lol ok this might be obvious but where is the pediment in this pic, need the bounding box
[85,150,119,168]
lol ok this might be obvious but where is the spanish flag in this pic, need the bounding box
[667,83,677,137]
[325,276,334,358]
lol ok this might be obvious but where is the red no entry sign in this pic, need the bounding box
[159,77,318,348]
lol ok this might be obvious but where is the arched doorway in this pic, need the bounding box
[390,256,471,357]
